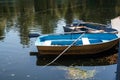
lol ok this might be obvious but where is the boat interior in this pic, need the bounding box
[36,33,118,46]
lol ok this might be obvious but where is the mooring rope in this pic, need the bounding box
[43,33,85,67]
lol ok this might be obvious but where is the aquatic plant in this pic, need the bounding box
[58,66,96,80]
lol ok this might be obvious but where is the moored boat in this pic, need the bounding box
[63,20,118,33]
[35,33,119,55]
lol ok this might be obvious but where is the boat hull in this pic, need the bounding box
[36,39,118,55]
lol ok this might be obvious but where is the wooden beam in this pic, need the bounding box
[111,16,120,80]
[111,16,120,32]
[116,41,120,80]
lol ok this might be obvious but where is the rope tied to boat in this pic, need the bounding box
[43,33,86,67]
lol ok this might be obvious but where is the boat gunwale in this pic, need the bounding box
[35,33,119,46]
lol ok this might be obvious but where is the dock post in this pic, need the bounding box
[111,16,120,80]
[116,39,120,80]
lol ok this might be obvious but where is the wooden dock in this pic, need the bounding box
[112,16,120,80]
[116,41,120,80]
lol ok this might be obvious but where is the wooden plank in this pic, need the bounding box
[111,16,120,80]
[111,16,120,32]
[116,41,120,80]
[82,38,90,45]
[44,41,51,46]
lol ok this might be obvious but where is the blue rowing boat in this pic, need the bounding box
[63,20,118,33]
[35,33,119,55]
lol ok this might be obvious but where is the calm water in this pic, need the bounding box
[0,0,120,80]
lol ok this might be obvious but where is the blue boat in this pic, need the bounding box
[35,33,119,55]
[63,20,118,33]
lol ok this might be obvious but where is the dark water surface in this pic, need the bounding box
[0,0,120,80]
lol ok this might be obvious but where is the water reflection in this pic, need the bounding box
[59,66,96,80]
[0,0,120,46]
[30,48,118,66]
[36,53,117,66]
[0,14,6,41]
[30,48,118,80]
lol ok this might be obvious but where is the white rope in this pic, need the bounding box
[43,33,85,67]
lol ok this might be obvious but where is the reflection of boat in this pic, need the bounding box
[63,20,118,33]
[30,49,118,80]
[35,49,118,66]
[35,33,119,55]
